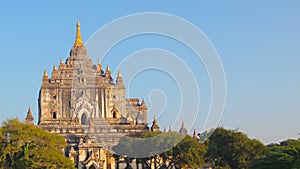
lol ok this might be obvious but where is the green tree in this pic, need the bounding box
[250,139,300,169]
[0,118,75,169]
[113,131,182,168]
[113,131,207,169]
[206,128,266,169]
[170,135,207,168]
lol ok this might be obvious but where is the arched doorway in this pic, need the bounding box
[89,164,96,169]
[81,113,88,125]
[53,112,57,119]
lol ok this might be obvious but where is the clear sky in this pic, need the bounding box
[0,1,299,144]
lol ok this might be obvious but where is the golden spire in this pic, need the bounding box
[44,69,48,77]
[74,21,84,47]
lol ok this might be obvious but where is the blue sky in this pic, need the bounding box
[0,1,299,144]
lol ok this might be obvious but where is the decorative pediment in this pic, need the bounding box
[70,90,96,117]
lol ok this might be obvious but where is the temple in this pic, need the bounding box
[37,21,150,169]
[24,22,191,169]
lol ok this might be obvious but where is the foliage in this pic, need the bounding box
[113,131,207,169]
[206,127,266,169]
[113,131,182,158]
[250,139,300,169]
[0,118,75,169]
[168,135,207,168]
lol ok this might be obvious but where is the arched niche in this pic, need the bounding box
[81,113,88,125]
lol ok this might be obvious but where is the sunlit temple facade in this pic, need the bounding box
[25,22,189,169]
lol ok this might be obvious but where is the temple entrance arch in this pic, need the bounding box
[77,108,91,125]
[81,113,88,125]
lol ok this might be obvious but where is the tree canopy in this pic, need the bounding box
[1,118,299,169]
[205,127,266,169]
[113,131,207,169]
[251,139,300,169]
[0,119,75,169]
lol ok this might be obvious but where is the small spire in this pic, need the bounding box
[117,69,122,77]
[141,98,146,106]
[106,65,111,76]
[53,63,57,71]
[179,121,187,136]
[60,59,64,65]
[153,116,157,124]
[25,106,34,125]
[44,69,48,77]
[51,63,59,79]
[151,115,160,132]
[97,59,102,72]
[193,129,198,138]
[74,21,84,47]
[116,69,124,86]
[163,127,167,133]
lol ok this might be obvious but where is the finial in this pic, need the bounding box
[28,106,31,113]
[60,59,64,65]
[44,69,48,77]
[74,21,84,47]
[182,121,185,128]
[163,127,167,133]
